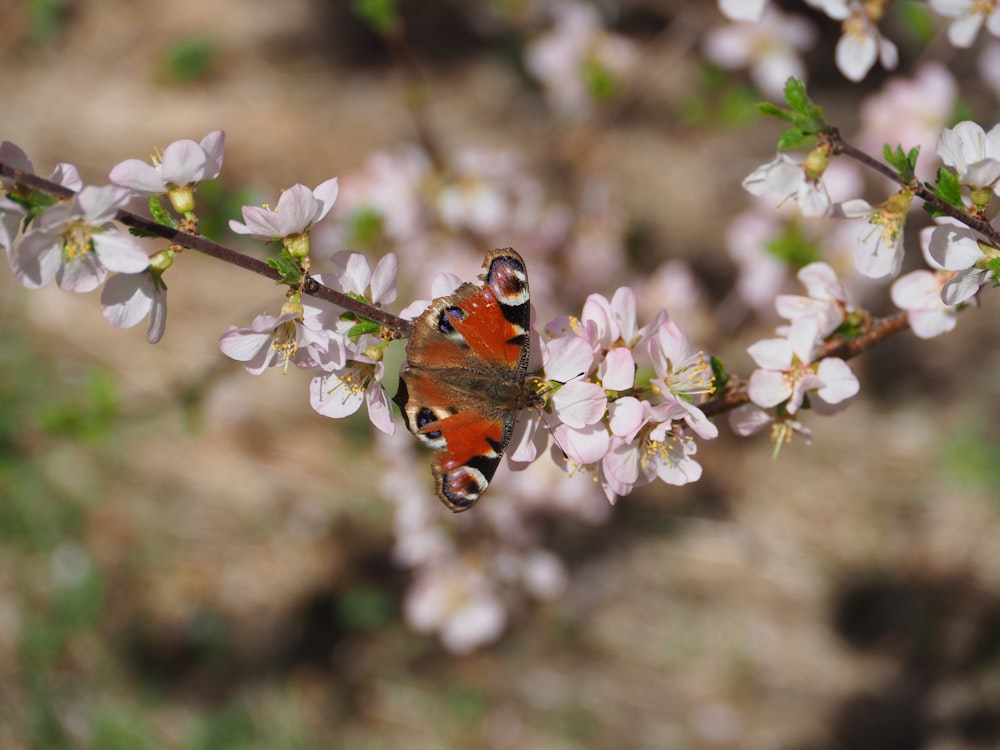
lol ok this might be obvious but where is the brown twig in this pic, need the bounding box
[0,161,413,338]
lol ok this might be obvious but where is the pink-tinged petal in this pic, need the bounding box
[878,36,898,70]
[101,273,153,329]
[199,130,226,179]
[274,184,321,234]
[230,206,286,237]
[603,438,641,488]
[581,293,618,346]
[836,30,877,82]
[742,153,804,197]
[366,382,396,435]
[890,269,938,310]
[941,268,988,305]
[109,159,167,193]
[657,453,702,486]
[550,381,607,429]
[311,177,340,223]
[508,413,546,463]
[833,198,872,218]
[310,371,365,417]
[159,139,207,185]
[93,231,150,273]
[746,337,792,370]
[748,368,792,408]
[673,398,719,440]
[947,13,984,47]
[557,422,610,465]
[338,252,373,295]
[0,141,34,174]
[219,327,269,358]
[988,9,1000,35]
[963,159,1000,188]
[926,226,983,269]
[11,232,61,289]
[798,181,831,217]
[908,309,956,339]
[147,288,168,344]
[719,0,767,22]
[78,185,131,224]
[600,347,635,391]
[57,253,105,293]
[543,335,594,382]
[608,397,645,439]
[728,403,773,437]
[787,315,820,362]
[399,298,432,321]
[816,357,859,404]
[798,262,844,301]
[369,253,398,305]
[50,162,82,191]
[609,286,637,341]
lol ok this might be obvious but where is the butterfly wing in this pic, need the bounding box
[394,249,531,511]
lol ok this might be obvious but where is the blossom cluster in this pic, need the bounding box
[714,0,1000,84]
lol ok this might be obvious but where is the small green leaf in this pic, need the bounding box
[931,167,964,209]
[784,77,809,113]
[757,101,796,122]
[763,221,821,268]
[896,0,936,43]
[148,196,178,228]
[776,128,810,150]
[581,58,619,101]
[351,0,397,33]
[710,356,729,391]
[347,320,382,339]
[163,36,216,83]
[266,254,303,286]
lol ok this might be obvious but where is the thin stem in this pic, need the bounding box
[0,161,414,338]
[825,128,1000,245]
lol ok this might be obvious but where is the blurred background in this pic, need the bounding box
[2,0,1000,748]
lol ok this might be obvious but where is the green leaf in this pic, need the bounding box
[148,196,178,228]
[710,356,729,392]
[347,319,382,339]
[896,0,936,43]
[784,77,809,114]
[351,0,397,33]
[776,128,810,151]
[162,36,216,83]
[757,101,796,123]
[931,167,964,209]
[266,254,303,286]
[763,221,821,268]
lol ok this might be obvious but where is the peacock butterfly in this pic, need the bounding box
[394,248,535,512]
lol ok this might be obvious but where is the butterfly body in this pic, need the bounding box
[394,249,533,512]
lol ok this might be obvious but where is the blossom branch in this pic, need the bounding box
[700,310,911,418]
[0,160,413,338]
[826,128,1000,245]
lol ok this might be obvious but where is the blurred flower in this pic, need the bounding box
[718,0,769,22]
[857,63,957,181]
[524,0,638,117]
[805,0,897,81]
[404,557,507,655]
[890,267,959,339]
[928,0,1000,47]
[703,5,816,99]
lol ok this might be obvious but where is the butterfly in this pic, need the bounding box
[394,248,535,512]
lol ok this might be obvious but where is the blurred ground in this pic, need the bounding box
[2,1,1000,748]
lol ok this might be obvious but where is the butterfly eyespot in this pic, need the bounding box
[416,407,441,437]
[437,305,465,334]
